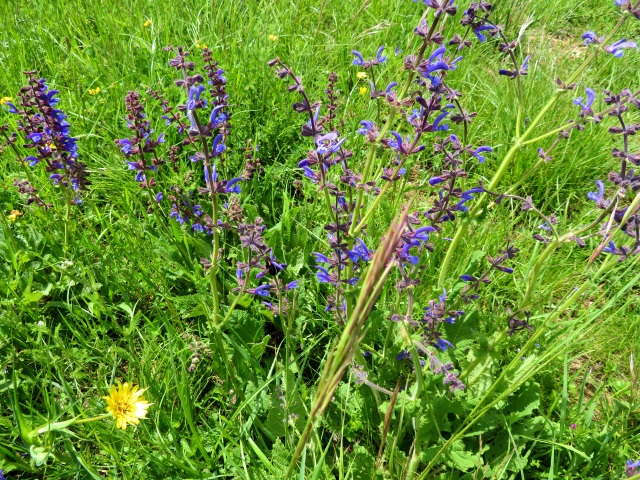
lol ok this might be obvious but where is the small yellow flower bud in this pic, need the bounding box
[0,96,13,105]
[359,87,367,95]
[268,34,279,41]
[356,72,368,80]
[143,19,152,27]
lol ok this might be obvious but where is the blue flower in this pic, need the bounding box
[375,46,387,63]
[156,191,163,202]
[315,132,345,156]
[413,226,435,242]
[471,145,492,163]
[5,102,18,113]
[587,180,605,203]
[210,105,227,128]
[352,50,364,66]
[247,284,271,297]
[186,84,206,110]
[396,350,410,361]
[225,177,242,194]
[346,237,373,264]
[436,338,454,351]
[603,240,616,254]
[117,138,132,155]
[473,25,494,42]
[582,31,603,45]
[574,88,595,114]
[211,134,226,157]
[315,266,333,283]
[604,39,637,57]
[313,252,330,263]
[357,120,375,136]
[25,155,39,166]
[285,280,299,290]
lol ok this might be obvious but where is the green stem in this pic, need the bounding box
[73,413,111,425]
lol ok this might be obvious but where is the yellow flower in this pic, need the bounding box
[8,210,22,222]
[356,72,367,80]
[359,86,367,95]
[143,19,152,27]
[88,87,101,95]
[268,34,279,41]
[103,382,151,430]
[0,96,12,105]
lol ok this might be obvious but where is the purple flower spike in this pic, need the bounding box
[376,46,387,63]
[604,39,637,57]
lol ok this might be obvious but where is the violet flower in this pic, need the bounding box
[471,146,493,163]
[574,88,596,116]
[604,39,637,57]
[582,31,604,45]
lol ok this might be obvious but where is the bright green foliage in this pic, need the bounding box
[1,0,640,479]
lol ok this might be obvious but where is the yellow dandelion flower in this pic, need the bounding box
[103,382,151,430]
[359,86,367,95]
[0,96,13,105]
[88,87,101,95]
[356,72,367,80]
[268,34,279,41]
[144,19,152,27]
[8,210,22,222]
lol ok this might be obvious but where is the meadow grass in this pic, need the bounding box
[0,0,639,478]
